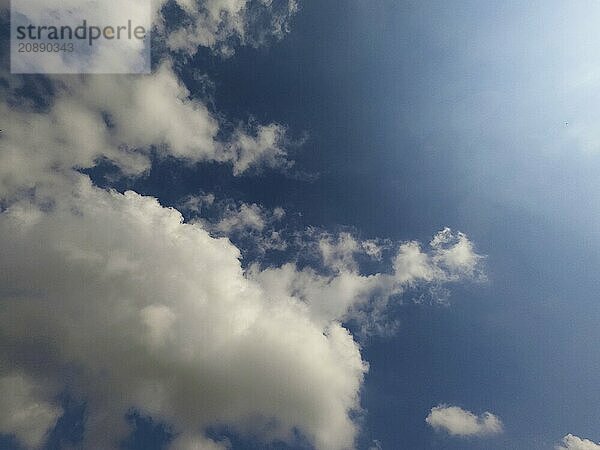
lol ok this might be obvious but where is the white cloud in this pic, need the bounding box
[2,0,300,72]
[170,433,230,450]
[318,232,362,272]
[0,62,292,200]
[0,2,486,448]
[166,0,299,56]
[361,239,385,260]
[556,434,600,450]
[180,193,216,214]
[9,0,152,74]
[430,227,486,281]
[228,122,292,175]
[183,195,289,254]
[0,179,366,450]
[0,374,62,449]
[251,228,484,331]
[425,405,503,437]
[0,166,483,449]
[212,202,269,233]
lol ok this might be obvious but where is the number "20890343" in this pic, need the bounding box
[18,42,74,53]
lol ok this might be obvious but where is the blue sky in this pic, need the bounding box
[1,1,599,450]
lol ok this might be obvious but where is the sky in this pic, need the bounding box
[0,1,599,450]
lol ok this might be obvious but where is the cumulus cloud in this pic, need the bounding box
[0,179,366,450]
[0,1,485,448]
[0,374,62,448]
[425,405,503,437]
[0,166,483,449]
[0,62,292,200]
[1,0,298,191]
[556,434,600,450]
